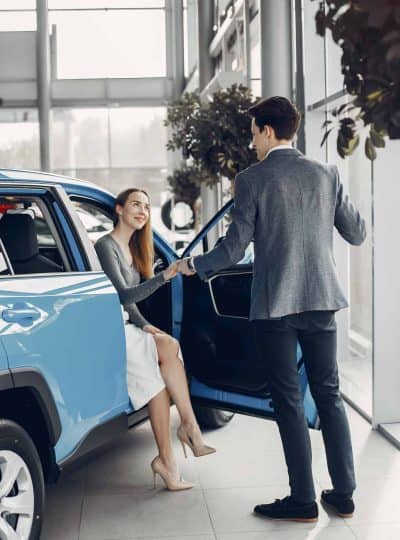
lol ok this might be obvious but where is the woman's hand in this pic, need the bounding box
[142,324,165,335]
[163,262,179,281]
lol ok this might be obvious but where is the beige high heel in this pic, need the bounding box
[177,425,216,458]
[151,456,194,491]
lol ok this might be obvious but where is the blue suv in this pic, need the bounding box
[0,169,318,539]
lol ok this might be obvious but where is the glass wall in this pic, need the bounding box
[49,3,166,79]
[0,2,36,31]
[0,110,40,170]
[52,106,168,206]
[303,1,373,417]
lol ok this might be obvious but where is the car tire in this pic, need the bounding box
[0,419,45,540]
[194,406,235,429]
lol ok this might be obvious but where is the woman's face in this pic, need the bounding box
[117,191,150,231]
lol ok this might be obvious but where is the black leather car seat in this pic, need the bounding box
[0,212,63,274]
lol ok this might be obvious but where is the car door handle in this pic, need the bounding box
[2,304,41,324]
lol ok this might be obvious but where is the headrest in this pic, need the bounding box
[0,212,39,262]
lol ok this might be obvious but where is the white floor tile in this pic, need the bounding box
[39,404,400,540]
[79,489,213,539]
[216,526,356,540]
[41,468,86,540]
[203,486,345,534]
[348,522,400,540]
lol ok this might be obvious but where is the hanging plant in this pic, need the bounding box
[313,0,400,160]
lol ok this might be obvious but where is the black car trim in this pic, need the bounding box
[10,367,62,445]
[128,405,149,429]
[59,413,127,469]
[0,370,13,391]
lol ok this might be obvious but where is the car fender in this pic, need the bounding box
[0,367,61,445]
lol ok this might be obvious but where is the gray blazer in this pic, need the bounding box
[194,148,366,320]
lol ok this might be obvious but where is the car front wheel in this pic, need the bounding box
[194,405,235,429]
[0,419,44,540]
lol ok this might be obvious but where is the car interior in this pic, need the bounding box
[0,196,66,275]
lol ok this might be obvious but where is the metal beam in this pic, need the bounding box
[0,78,174,108]
[166,0,185,100]
[197,0,221,236]
[36,0,52,171]
[260,0,293,99]
[294,0,306,153]
[197,0,214,92]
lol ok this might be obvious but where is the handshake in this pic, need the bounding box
[162,258,196,281]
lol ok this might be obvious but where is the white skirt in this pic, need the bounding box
[123,312,183,410]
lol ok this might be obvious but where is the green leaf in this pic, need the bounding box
[370,125,386,148]
[344,134,360,155]
[365,137,377,161]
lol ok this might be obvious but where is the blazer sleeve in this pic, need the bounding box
[193,172,257,281]
[333,166,367,246]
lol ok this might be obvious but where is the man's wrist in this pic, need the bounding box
[187,256,196,272]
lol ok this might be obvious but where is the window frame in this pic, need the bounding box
[0,237,14,276]
[0,186,84,278]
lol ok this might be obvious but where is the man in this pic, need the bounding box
[177,96,366,522]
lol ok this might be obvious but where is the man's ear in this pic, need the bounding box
[264,125,272,138]
[266,125,277,140]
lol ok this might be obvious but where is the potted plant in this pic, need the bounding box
[165,84,257,215]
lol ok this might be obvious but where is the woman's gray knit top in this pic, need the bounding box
[95,234,167,328]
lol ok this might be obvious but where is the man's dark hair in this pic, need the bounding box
[248,96,301,140]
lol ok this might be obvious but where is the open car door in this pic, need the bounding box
[180,200,319,429]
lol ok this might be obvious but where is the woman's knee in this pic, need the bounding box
[154,334,179,362]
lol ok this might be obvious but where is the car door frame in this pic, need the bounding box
[64,186,184,340]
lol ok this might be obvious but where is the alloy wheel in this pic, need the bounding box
[0,450,34,540]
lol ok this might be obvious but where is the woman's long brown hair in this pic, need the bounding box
[113,188,154,279]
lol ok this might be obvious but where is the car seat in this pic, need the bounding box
[0,212,63,274]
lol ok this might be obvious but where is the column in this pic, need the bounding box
[36,0,52,171]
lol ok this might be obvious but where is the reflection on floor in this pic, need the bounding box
[340,349,372,417]
[42,405,400,540]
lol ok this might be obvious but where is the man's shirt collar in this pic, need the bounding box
[265,144,294,159]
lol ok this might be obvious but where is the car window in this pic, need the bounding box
[0,195,70,275]
[71,200,113,244]
[189,206,254,265]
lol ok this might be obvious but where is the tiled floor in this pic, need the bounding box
[42,405,400,540]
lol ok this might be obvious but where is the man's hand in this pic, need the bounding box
[177,258,196,276]
[142,324,166,335]
[163,261,179,281]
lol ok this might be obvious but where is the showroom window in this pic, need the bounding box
[48,3,166,79]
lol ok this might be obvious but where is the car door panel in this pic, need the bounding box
[190,361,319,428]
[0,273,129,462]
[181,201,319,429]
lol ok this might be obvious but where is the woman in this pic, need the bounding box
[95,188,215,492]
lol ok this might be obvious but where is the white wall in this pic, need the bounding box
[372,139,400,424]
